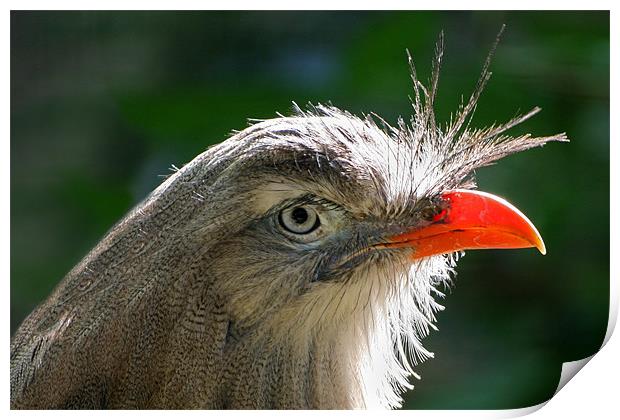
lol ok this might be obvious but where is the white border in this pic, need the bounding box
[4,3,616,419]
[0,1,617,10]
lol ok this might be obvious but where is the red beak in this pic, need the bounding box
[383,189,546,259]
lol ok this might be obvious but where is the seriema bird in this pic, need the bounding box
[10,33,568,409]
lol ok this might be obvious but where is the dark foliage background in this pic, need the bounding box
[10,11,609,409]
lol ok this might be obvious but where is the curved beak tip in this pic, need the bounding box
[535,236,547,256]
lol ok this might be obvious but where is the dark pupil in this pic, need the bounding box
[291,207,309,224]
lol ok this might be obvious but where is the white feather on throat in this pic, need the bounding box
[349,255,456,409]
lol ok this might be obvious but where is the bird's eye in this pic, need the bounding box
[278,205,320,235]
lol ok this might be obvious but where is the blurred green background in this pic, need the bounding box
[10,11,609,409]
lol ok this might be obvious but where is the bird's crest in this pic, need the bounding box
[401,26,568,198]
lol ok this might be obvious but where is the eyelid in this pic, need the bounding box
[297,194,346,213]
[271,194,345,216]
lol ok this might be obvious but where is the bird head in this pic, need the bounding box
[179,97,565,406]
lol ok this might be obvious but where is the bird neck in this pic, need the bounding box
[218,320,367,409]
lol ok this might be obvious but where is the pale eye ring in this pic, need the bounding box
[278,205,320,235]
